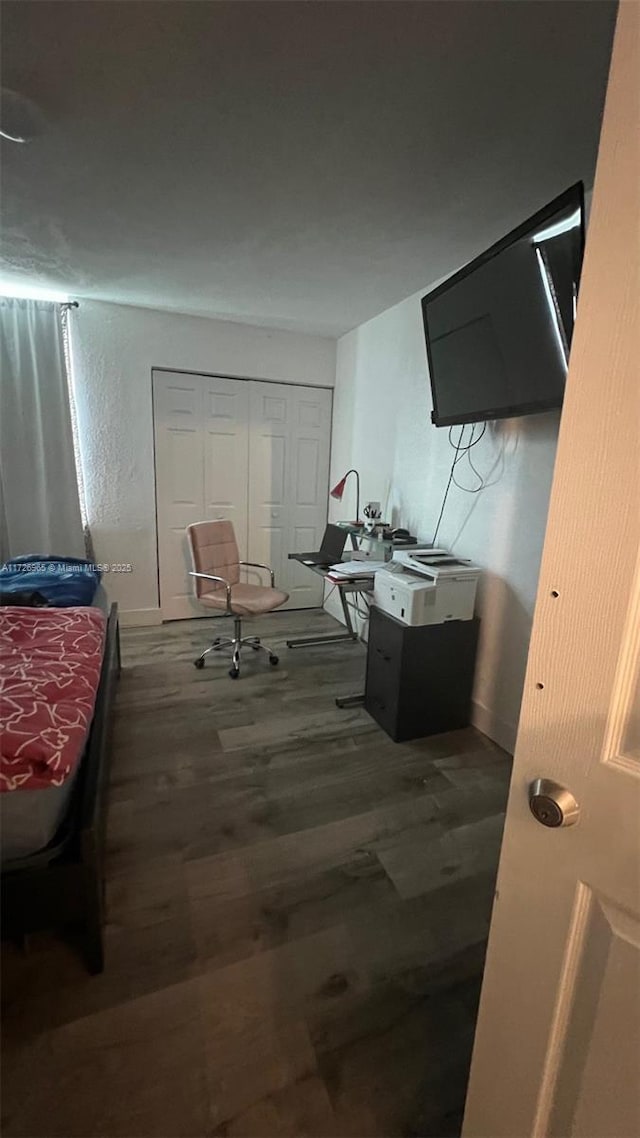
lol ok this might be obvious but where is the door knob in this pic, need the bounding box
[529,779,580,828]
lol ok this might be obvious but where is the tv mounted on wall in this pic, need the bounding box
[421,183,585,427]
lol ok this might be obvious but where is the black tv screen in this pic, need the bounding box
[422,183,585,427]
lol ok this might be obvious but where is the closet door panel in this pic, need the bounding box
[295,437,320,505]
[248,382,332,608]
[247,382,291,594]
[153,372,205,620]
[154,371,249,620]
[287,387,332,608]
[202,376,250,560]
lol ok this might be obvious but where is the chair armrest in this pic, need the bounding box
[239,561,276,588]
[189,571,232,611]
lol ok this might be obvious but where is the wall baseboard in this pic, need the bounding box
[119,607,163,628]
[471,699,517,755]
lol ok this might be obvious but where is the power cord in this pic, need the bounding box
[432,425,465,545]
[431,422,488,544]
[451,422,487,493]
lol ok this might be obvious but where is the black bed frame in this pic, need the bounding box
[1,603,120,974]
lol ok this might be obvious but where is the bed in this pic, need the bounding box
[1,600,120,973]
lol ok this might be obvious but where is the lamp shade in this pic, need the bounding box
[329,469,360,522]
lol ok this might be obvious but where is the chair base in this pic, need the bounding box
[194,616,279,678]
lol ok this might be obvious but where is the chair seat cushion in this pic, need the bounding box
[200,583,289,616]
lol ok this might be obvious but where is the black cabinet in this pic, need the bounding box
[364,606,480,742]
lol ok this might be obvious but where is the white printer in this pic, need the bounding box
[374,549,480,626]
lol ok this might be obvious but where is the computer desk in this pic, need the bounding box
[285,555,374,649]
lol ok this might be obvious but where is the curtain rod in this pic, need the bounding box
[61,300,79,309]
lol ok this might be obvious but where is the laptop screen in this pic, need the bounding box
[320,524,347,559]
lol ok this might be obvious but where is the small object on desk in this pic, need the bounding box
[362,501,382,535]
[379,528,418,545]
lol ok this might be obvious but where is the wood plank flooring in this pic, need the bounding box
[1,609,512,1138]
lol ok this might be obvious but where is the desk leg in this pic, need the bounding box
[334,589,369,705]
[287,630,357,648]
[335,693,364,709]
[286,585,359,649]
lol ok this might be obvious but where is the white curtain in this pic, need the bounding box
[0,298,85,560]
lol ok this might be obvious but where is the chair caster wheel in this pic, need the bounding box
[269,655,279,666]
[250,642,260,651]
[229,667,240,679]
[194,659,205,670]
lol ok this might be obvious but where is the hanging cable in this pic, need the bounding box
[432,421,493,543]
[451,422,487,493]
[431,424,465,545]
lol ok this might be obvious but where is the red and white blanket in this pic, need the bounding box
[0,606,106,792]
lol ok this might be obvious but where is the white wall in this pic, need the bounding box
[70,300,336,624]
[328,290,561,752]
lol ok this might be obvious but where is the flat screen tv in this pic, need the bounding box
[422,183,585,427]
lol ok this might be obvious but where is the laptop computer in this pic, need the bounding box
[294,524,347,567]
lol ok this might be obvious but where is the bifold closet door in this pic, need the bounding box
[153,371,249,620]
[248,382,332,607]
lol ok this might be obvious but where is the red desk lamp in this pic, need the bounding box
[330,469,360,525]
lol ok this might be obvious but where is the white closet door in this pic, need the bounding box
[153,371,248,620]
[202,374,249,558]
[153,372,204,621]
[287,386,333,607]
[248,382,332,608]
[247,382,290,594]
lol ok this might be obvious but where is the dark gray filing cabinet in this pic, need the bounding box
[364,606,480,742]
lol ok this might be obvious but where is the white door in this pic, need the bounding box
[202,374,249,561]
[153,371,249,620]
[154,372,332,619]
[248,381,332,608]
[464,6,640,1136]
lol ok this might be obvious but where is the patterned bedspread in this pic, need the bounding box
[0,607,106,791]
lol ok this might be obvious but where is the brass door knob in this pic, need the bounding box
[529,779,580,828]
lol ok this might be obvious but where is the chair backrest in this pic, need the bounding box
[187,520,240,598]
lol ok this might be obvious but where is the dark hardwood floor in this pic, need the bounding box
[1,609,512,1138]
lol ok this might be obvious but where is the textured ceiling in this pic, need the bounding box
[1,1,616,336]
